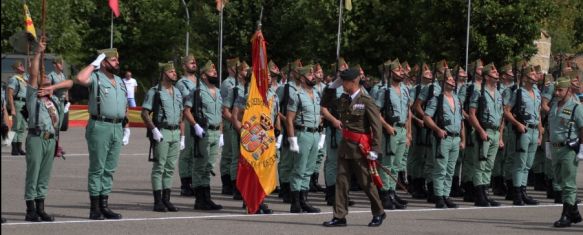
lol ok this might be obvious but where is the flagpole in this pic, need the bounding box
[464,0,471,70]
[218,7,224,87]
[336,0,344,66]
[181,0,190,57]
[110,11,114,48]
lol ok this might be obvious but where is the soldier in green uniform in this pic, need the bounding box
[43,57,74,156]
[228,61,250,200]
[75,48,126,220]
[141,61,183,212]
[286,65,322,213]
[184,60,223,210]
[491,64,514,197]
[175,54,197,197]
[7,60,28,156]
[424,69,465,208]
[468,63,504,207]
[504,65,542,206]
[541,74,559,200]
[375,59,410,210]
[219,57,241,196]
[322,68,385,227]
[450,66,467,197]
[22,38,59,222]
[548,77,583,227]
[310,63,326,193]
[531,65,547,190]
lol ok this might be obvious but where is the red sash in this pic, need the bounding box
[342,129,383,188]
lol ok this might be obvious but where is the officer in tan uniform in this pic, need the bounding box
[323,68,385,227]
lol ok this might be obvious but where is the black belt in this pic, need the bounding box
[14,97,26,102]
[482,123,499,130]
[157,123,179,130]
[207,124,220,131]
[394,123,406,127]
[91,115,124,124]
[552,143,566,147]
[28,129,55,139]
[295,125,319,133]
[526,124,538,129]
[446,132,460,137]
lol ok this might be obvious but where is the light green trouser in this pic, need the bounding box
[86,119,123,196]
[12,100,28,142]
[400,147,409,172]
[279,143,293,184]
[408,125,427,179]
[423,134,436,182]
[503,129,517,180]
[192,129,220,187]
[461,129,477,183]
[492,127,513,177]
[24,135,56,200]
[473,129,500,186]
[219,121,235,178]
[532,148,545,174]
[379,126,406,191]
[290,130,319,191]
[324,127,341,186]
[551,146,579,205]
[151,129,180,190]
[178,125,193,178]
[453,149,463,177]
[545,156,560,191]
[512,128,539,187]
[229,131,240,181]
[433,136,461,197]
[312,139,326,174]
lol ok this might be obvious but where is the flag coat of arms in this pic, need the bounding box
[236,30,277,214]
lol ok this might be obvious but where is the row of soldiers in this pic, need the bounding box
[3,35,581,227]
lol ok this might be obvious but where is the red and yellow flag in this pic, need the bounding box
[236,30,277,214]
[23,3,37,40]
[109,0,120,17]
[216,0,229,12]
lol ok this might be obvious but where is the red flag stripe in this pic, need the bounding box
[236,156,266,214]
[109,0,120,17]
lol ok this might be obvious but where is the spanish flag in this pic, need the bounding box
[236,29,277,214]
[23,2,36,40]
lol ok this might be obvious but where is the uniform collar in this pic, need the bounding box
[350,89,361,100]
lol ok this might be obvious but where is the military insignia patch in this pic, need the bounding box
[562,109,572,116]
[352,103,365,110]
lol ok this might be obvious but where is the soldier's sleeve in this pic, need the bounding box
[364,95,382,153]
[234,93,247,109]
[425,96,437,117]
[141,88,155,111]
[574,104,583,130]
[507,90,517,108]
[287,89,299,113]
[417,85,428,101]
[374,88,384,109]
[541,84,554,101]
[222,82,236,109]
[87,72,98,90]
[469,89,480,109]
[7,77,17,90]
[408,87,417,105]
[184,93,193,108]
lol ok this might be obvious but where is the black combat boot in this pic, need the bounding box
[11,142,19,156]
[505,180,514,200]
[180,177,194,197]
[527,170,534,186]
[520,186,539,205]
[398,171,408,191]
[232,180,242,200]
[411,178,427,199]
[290,191,302,213]
[435,196,446,209]
[443,196,458,208]
[35,198,54,221]
[299,191,321,213]
[450,176,463,197]
[89,196,104,220]
[221,175,233,195]
[491,176,507,196]
[99,195,122,219]
[1,217,6,223]
[554,203,573,227]
[17,142,26,155]
[281,182,291,203]
[388,190,406,209]
[546,179,555,199]
[391,189,408,205]
[474,185,489,207]
[309,173,324,192]
[426,182,435,203]
[325,185,335,206]
[203,186,223,210]
[570,204,582,224]
[153,190,167,212]
[162,189,178,212]
[463,182,475,202]
[256,203,273,214]
[379,190,394,210]
[407,175,413,192]
[554,191,563,204]
[533,173,546,191]
[25,200,41,222]
[194,187,209,210]
[482,185,500,207]
[513,187,525,206]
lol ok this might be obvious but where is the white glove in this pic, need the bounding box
[180,135,185,150]
[318,134,326,150]
[367,151,378,161]
[288,137,300,153]
[276,135,283,149]
[219,134,224,148]
[193,124,205,138]
[577,144,583,161]
[64,102,71,113]
[91,53,106,69]
[152,128,163,142]
[122,128,130,145]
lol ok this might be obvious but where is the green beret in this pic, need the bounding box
[338,57,348,68]
[388,59,401,71]
[97,48,119,59]
[482,63,496,76]
[52,56,63,64]
[200,60,215,74]
[555,76,571,88]
[239,61,250,72]
[401,61,409,70]
[340,68,360,81]
[469,59,483,73]
[226,57,239,69]
[11,60,23,70]
[158,61,175,72]
[298,65,313,76]
[444,69,453,79]
[182,54,195,64]
[499,64,513,75]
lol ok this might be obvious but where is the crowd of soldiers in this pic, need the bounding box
[1,36,582,228]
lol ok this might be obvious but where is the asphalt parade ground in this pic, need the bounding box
[2,128,583,235]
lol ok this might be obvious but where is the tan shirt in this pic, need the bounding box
[337,90,382,159]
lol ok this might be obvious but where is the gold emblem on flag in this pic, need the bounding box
[241,114,274,160]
